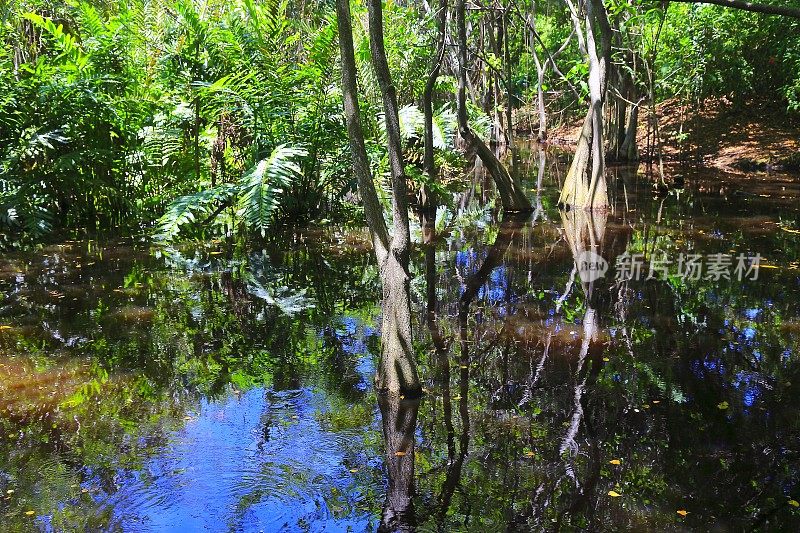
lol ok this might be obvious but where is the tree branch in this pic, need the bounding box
[666,0,800,19]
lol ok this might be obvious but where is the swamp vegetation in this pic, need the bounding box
[1,0,800,531]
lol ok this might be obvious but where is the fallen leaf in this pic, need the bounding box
[717,401,729,410]
[452,395,462,401]
[608,491,621,498]
[394,451,407,457]
[789,499,799,507]
[5,490,13,495]
[25,511,35,516]
[602,357,610,362]
[652,400,661,404]
[0,325,12,330]
[349,468,359,473]
[677,510,689,517]
[524,451,536,458]
[609,459,621,465]
[643,404,651,409]
[459,365,468,369]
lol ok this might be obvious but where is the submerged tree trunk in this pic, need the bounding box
[336,0,420,395]
[454,0,531,212]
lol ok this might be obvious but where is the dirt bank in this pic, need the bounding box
[542,98,800,173]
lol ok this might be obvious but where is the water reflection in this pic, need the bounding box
[1,148,800,530]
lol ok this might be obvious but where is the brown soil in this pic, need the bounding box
[542,98,800,173]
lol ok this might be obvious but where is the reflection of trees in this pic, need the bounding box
[378,394,420,532]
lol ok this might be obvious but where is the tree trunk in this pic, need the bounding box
[336,0,420,395]
[620,100,639,161]
[455,0,532,212]
[421,0,448,227]
[367,0,422,395]
[558,0,611,210]
[335,0,389,263]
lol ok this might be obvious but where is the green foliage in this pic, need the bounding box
[156,144,305,240]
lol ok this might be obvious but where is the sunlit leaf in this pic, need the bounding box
[677,510,689,516]
[717,401,729,410]
[609,459,621,465]
[608,491,621,498]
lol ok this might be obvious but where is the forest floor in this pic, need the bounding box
[543,97,800,173]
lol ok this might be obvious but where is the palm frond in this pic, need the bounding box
[237,144,305,235]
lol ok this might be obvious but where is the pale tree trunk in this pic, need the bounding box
[529,13,547,141]
[455,0,532,212]
[558,0,611,210]
[336,0,421,395]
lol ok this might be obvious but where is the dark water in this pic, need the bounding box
[1,149,800,531]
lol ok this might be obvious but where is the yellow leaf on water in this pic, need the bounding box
[717,401,729,410]
[210,251,223,255]
[0,325,12,330]
[460,365,468,369]
[652,400,661,404]
[394,451,407,457]
[349,469,359,473]
[452,396,462,401]
[789,499,799,507]
[524,451,536,458]
[607,491,621,498]
[677,510,689,517]
[25,511,35,516]
[602,357,610,362]
[6,489,13,495]
[609,459,621,465]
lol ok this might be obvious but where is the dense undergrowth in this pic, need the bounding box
[1,0,798,248]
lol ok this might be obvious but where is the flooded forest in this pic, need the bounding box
[1,0,800,531]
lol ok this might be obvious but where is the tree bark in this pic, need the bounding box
[367,0,422,395]
[336,0,420,395]
[455,0,532,212]
[558,0,611,210]
[335,0,390,264]
[667,0,800,19]
[421,0,448,227]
